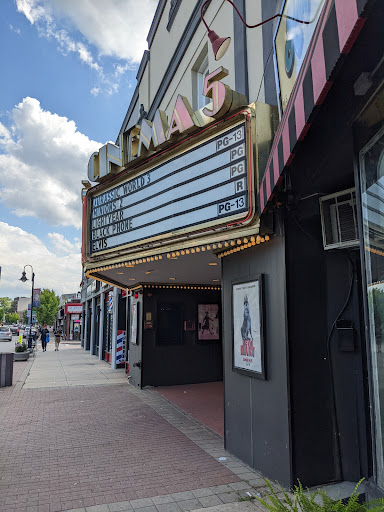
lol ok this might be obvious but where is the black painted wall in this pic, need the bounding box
[222,216,292,487]
[285,193,370,486]
[280,14,381,482]
[141,288,223,387]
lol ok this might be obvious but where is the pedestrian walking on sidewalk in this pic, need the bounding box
[54,329,61,351]
[40,325,49,352]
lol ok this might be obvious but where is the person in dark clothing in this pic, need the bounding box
[40,325,49,352]
[54,330,61,351]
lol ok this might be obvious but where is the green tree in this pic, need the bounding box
[35,289,60,326]
[23,310,28,324]
[0,297,13,314]
[5,312,19,324]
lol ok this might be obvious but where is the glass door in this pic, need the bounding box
[360,125,384,488]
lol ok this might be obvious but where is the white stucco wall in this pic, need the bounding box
[148,1,197,105]
[122,0,267,132]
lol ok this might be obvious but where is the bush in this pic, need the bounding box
[15,342,27,353]
[255,479,384,511]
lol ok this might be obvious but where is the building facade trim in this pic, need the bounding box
[118,86,139,140]
[233,0,249,101]
[136,50,150,83]
[147,0,168,48]
[147,0,205,121]
[258,0,369,214]
[121,0,249,137]
[167,0,183,31]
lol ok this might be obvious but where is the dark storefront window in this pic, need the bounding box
[360,125,384,488]
[157,303,183,345]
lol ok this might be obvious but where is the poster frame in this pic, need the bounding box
[197,304,220,342]
[231,274,266,380]
[131,302,139,345]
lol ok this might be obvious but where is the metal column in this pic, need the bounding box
[99,291,105,360]
[81,304,85,348]
[83,301,89,351]
[111,287,118,370]
[89,296,96,355]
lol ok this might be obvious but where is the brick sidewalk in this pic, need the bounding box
[153,382,224,437]
[0,350,269,512]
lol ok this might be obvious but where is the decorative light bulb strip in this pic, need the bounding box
[217,235,270,258]
[87,235,270,274]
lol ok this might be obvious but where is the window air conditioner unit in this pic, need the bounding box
[319,188,359,250]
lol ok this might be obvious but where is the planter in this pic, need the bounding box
[14,352,30,362]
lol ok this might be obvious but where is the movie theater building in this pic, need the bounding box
[81,0,384,498]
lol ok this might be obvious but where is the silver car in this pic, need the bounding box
[0,326,12,342]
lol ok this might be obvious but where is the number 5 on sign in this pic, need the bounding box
[202,67,233,119]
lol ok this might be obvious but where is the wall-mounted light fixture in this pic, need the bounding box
[200,0,312,61]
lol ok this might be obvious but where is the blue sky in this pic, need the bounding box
[0,0,157,300]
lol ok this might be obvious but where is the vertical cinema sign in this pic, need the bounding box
[87,67,246,183]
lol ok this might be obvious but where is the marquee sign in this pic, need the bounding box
[88,117,252,256]
[86,67,246,185]
[65,304,82,314]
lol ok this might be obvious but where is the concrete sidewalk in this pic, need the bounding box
[0,346,270,512]
[22,342,127,389]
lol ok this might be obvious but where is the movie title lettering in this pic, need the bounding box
[86,67,246,183]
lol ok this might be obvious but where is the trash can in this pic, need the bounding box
[0,338,14,387]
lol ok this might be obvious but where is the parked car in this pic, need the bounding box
[0,326,12,342]
[23,328,37,341]
[10,325,19,335]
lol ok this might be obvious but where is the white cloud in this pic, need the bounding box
[53,30,102,73]
[15,0,157,95]
[0,97,101,228]
[15,1,103,75]
[9,24,21,34]
[0,122,11,142]
[114,63,135,78]
[49,0,157,62]
[48,232,81,254]
[15,0,48,24]
[90,87,100,97]
[0,222,81,298]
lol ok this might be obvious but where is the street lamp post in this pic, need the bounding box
[19,265,35,350]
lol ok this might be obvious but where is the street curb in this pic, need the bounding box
[13,353,35,391]
[194,503,259,511]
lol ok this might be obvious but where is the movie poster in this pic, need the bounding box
[233,280,262,374]
[198,304,219,340]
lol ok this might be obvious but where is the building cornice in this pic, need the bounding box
[147,0,167,48]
